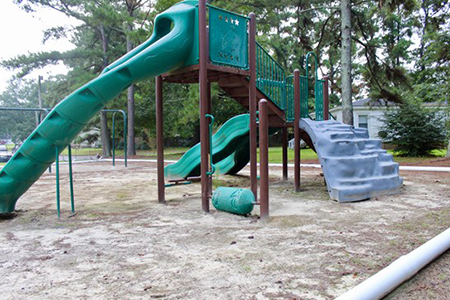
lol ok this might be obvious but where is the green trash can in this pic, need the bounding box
[212,187,255,215]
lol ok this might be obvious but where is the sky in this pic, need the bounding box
[0,1,78,93]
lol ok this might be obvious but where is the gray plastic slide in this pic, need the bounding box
[300,118,403,202]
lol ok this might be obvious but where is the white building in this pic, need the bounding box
[330,99,388,139]
[330,99,448,140]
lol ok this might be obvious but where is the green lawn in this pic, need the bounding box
[1,146,447,167]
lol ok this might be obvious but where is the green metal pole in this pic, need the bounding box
[68,144,75,214]
[55,145,60,218]
[101,109,127,167]
[205,114,215,176]
[123,111,127,167]
[112,113,116,167]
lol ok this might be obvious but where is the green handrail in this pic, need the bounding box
[256,42,286,110]
[304,51,324,121]
[205,114,216,176]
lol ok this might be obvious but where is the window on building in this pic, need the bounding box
[358,115,368,128]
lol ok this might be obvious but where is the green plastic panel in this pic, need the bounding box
[285,76,294,121]
[315,79,324,121]
[300,76,309,118]
[209,6,248,69]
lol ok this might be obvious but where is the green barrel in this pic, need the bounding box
[212,187,255,215]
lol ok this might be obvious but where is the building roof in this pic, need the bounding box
[332,98,447,111]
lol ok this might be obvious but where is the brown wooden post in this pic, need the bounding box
[294,70,301,192]
[323,76,329,121]
[259,99,269,218]
[282,127,288,180]
[156,76,165,203]
[249,12,257,201]
[199,0,209,212]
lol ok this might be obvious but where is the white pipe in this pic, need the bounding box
[336,226,450,300]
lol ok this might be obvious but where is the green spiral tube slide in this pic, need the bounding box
[164,114,251,180]
[0,1,199,213]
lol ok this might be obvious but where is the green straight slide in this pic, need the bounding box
[165,114,251,180]
[0,1,200,213]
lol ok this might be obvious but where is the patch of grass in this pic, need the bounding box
[256,147,317,163]
[386,149,447,164]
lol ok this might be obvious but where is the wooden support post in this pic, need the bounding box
[156,76,166,204]
[294,70,301,192]
[199,0,210,212]
[282,127,288,180]
[323,76,329,121]
[249,12,257,201]
[259,100,269,218]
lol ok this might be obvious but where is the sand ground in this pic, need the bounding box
[1,161,449,299]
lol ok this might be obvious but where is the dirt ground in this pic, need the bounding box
[1,161,450,300]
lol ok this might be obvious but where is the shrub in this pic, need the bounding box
[379,102,447,157]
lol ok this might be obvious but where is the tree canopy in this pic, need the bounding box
[1,0,449,151]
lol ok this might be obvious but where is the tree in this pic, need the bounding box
[380,102,447,157]
[4,0,139,157]
[340,0,353,125]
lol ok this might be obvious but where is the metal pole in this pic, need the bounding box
[199,0,210,212]
[323,76,329,121]
[55,145,60,218]
[249,12,258,201]
[156,76,166,204]
[294,70,301,192]
[68,144,75,214]
[112,113,116,166]
[282,127,288,180]
[123,111,127,167]
[259,99,269,218]
[101,109,127,167]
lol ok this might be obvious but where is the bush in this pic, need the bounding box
[379,102,447,157]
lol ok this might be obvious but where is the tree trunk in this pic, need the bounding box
[126,22,136,156]
[100,111,112,158]
[341,0,353,125]
[99,24,112,157]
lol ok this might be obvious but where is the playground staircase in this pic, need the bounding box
[218,75,286,121]
[300,118,403,202]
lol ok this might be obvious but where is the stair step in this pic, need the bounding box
[336,173,400,186]
[360,149,387,156]
[380,161,399,175]
[330,174,403,202]
[353,128,369,138]
[322,155,379,178]
[378,153,394,162]
[363,139,382,149]
[328,132,355,140]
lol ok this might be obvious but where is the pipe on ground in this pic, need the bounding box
[336,226,450,300]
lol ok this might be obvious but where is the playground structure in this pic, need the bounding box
[3,1,450,298]
[0,0,402,216]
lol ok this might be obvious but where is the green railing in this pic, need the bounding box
[256,43,286,110]
[304,52,324,121]
[285,76,294,121]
